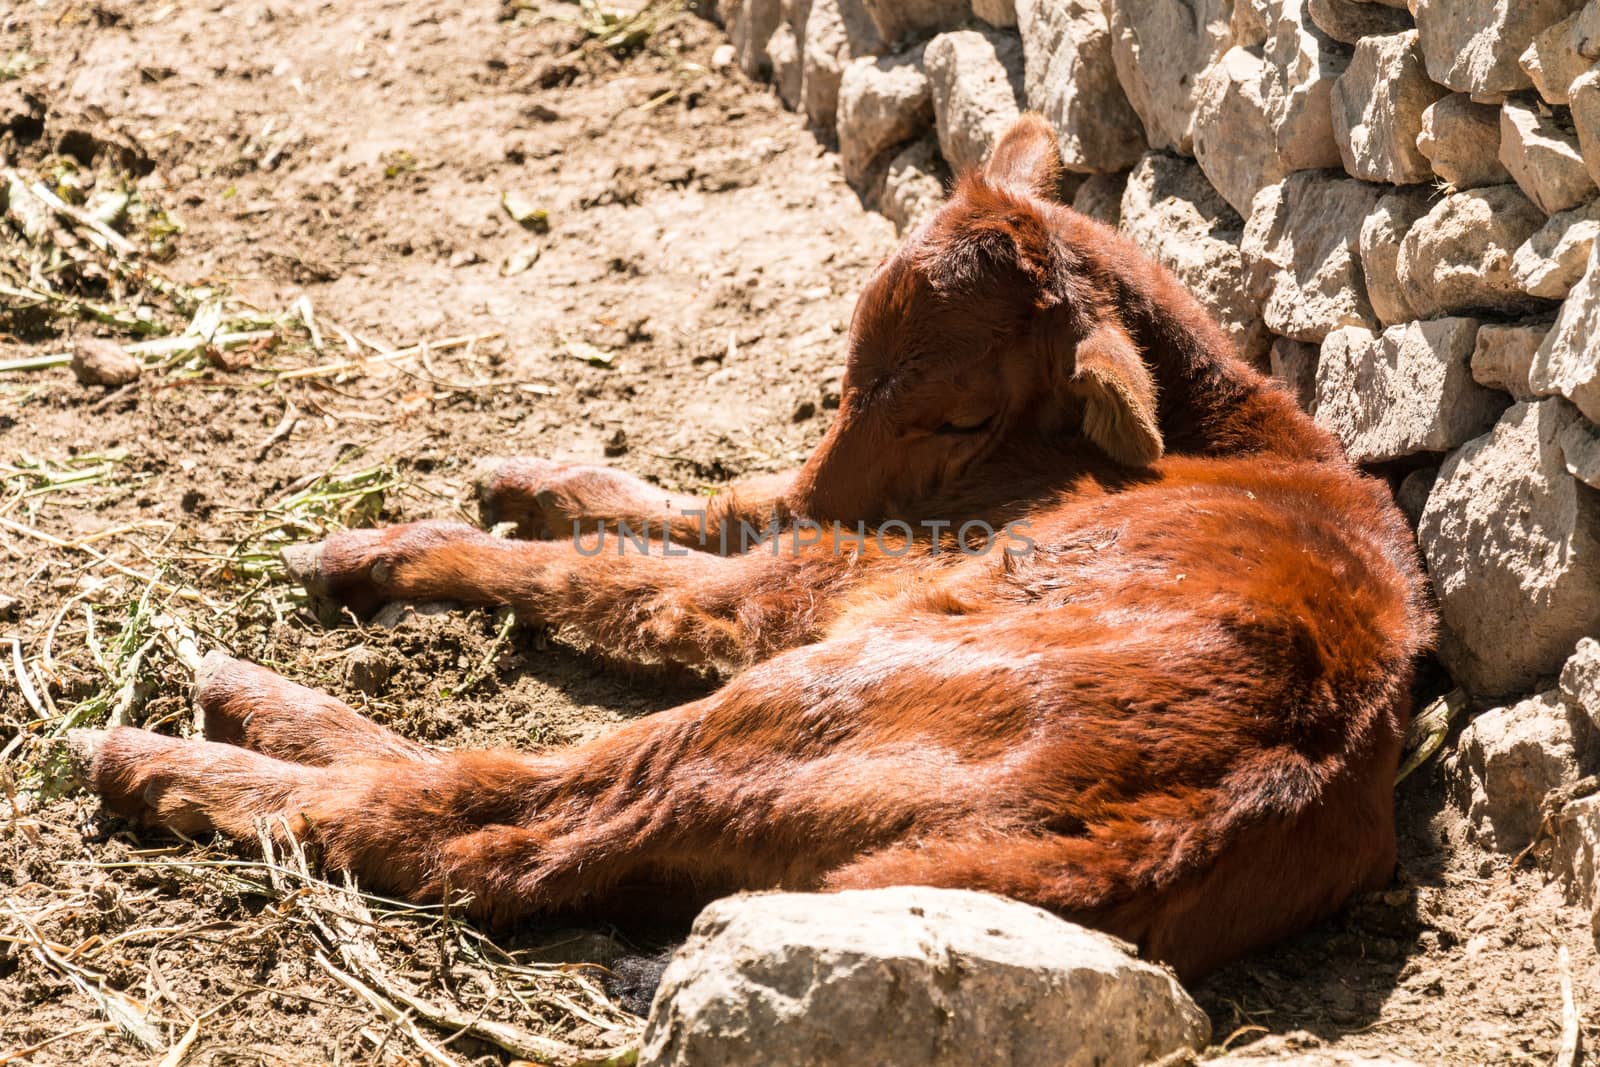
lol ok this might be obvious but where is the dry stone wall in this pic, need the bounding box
[713,0,1600,940]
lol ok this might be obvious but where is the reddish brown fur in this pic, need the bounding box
[85,115,1432,982]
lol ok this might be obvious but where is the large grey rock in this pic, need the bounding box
[1563,637,1600,726]
[1521,4,1600,105]
[1314,319,1507,462]
[836,48,932,185]
[1413,0,1587,99]
[881,136,947,233]
[1072,171,1127,226]
[638,888,1211,1067]
[1075,171,1126,225]
[1359,186,1433,327]
[1471,321,1551,400]
[1562,414,1600,487]
[1396,467,1438,526]
[1193,46,1289,217]
[1419,398,1600,697]
[1234,0,1270,46]
[1513,198,1600,298]
[1531,243,1600,421]
[924,29,1026,176]
[727,0,785,80]
[1261,0,1351,170]
[1570,66,1600,186]
[1122,153,1267,363]
[800,0,885,133]
[1017,0,1146,173]
[1243,171,1383,342]
[1395,185,1548,319]
[1308,0,1411,44]
[1417,94,1514,189]
[1270,336,1319,411]
[1446,690,1592,852]
[1553,793,1600,947]
[1105,0,1236,155]
[972,0,1016,26]
[768,18,804,108]
[1499,95,1598,215]
[858,0,971,45]
[1331,31,1448,184]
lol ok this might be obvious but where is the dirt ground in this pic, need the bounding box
[0,0,1596,1063]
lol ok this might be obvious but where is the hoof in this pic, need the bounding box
[471,456,515,510]
[473,456,563,537]
[280,541,329,596]
[192,651,248,738]
[64,728,109,786]
[191,649,237,698]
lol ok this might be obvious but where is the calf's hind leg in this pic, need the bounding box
[78,640,1048,925]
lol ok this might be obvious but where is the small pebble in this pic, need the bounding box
[343,646,391,695]
[71,338,141,387]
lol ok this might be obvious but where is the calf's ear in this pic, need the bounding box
[982,113,1064,202]
[1061,323,1164,467]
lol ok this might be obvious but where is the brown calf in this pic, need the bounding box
[78,115,1432,982]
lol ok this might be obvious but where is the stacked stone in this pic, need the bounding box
[715,0,1600,945]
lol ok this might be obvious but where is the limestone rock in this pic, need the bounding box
[972,0,1017,27]
[1471,321,1551,400]
[1331,31,1448,183]
[1308,0,1411,45]
[1417,94,1514,189]
[857,0,971,45]
[836,48,932,185]
[800,0,885,133]
[1016,0,1146,173]
[1446,691,1592,852]
[1270,336,1319,411]
[1314,319,1507,463]
[1561,414,1600,487]
[71,338,141,387]
[1243,171,1383,342]
[1193,46,1291,216]
[924,29,1026,177]
[1531,243,1600,421]
[768,20,803,108]
[638,888,1211,1067]
[881,136,948,234]
[1395,185,1548,319]
[1418,398,1600,697]
[1413,0,1587,99]
[1234,0,1270,47]
[1072,171,1127,226]
[1563,637,1600,726]
[1359,186,1432,327]
[1570,66,1600,186]
[1261,0,1351,170]
[1522,6,1600,104]
[1552,794,1600,947]
[1122,154,1267,362]
[1513,198,1600,298]
[1105,0,1236,154]
[1499,95,1598,215]
[727,0,785,80]
[1396,467,1438,526]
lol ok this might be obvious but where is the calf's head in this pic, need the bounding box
[790,114,1164,524]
